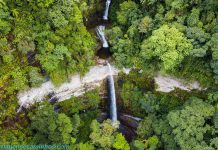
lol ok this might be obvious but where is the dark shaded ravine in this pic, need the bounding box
[88,0,141,142]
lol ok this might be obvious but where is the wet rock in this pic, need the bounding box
[49,97,58,104]
[54,106,60,113]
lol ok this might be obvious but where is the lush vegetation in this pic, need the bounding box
[116,70,218,149]
[0,0,218,150]
[108,0,217,86]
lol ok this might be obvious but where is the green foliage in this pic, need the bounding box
[17,38,35,54]
[113,133,130,150]
[88,120,126,149]
[10,67,28,92]
[109,0,217,85]
[132,140,145,150]
[120,81,142,115]
[210,138,218,149]
[117,1,141,26]
[172,57,214,87]
[0,2,11,34]
[208,92,218,105]
[152,118,177,149]
[77,110,99,142]
[59,89,100,115]
[3,0,96,88]
[214,109,218,130]
[117,70,155,116]
[0,127,29,144]
[29,102,73,144]
[107,26,123,46]
[146,136,159,150]
[137,114,156,138]
[28,67,44,87]
[81,0,102,18]
[139,92,160,114]
[186,27,210,57]
[37,44,70,73]
[132,136,159,150]
[138,16,153,33]
[141,25,193,70]
[167,97,215,149]
[107,26,138,68]
[0,37,8,53]
[209,33,218,83]
[0,0,218,148]
[89,119,117,148]
[27,0,54,8]
[48,7,69,28]
[0,1,98,142]
[72,114,81,136]
[77,142,95,150]
[187,8,200,27]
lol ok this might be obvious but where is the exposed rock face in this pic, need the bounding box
[154,74,203,92]
[18,65,119,109]
[18,66,204,110]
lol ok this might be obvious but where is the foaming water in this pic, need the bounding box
[103,0,111,20]
[107,61,117,123]
[96,25,109,48]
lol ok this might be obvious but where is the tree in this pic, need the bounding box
[37,44,71,74]
[137,114,156,138]
[138,16,153,33]
[167,97,215,149]
[208,33,218,83]
[120,81,142,114]
[0,127,29,145]
[27,0,55,8]
[89,119,117,149]
[107,26,138,68]
[141,25,193,70]
[10,67,28,92]
[17,37,35,54]
[132,140,145,150]
[59,89,100,115]
[111,38,135,68]
[107,26,123,46]
[29,102,73,144]
[153,118,177,150]
[207,92,218,130]
[187,8,200,27]
[132,136,159,150]
[139,92,160,114]
[48,7,69,28]
[210,138,218,149]
[0,1,11,34]
[28,67,44,87]
[186,27,210,57]
[72,114,81,136]
[146,136,159,150]
[77,142,94,150]
[29,0,96,84]
[113,133,130,150]
[117,1,141,27]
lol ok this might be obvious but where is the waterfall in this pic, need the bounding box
[96,25,109,48]
[103,0,111,20]
[98,1,118,124]
[107,61,117,123]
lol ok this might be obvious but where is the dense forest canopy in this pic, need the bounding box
[108,0,218,86]
[0,0,218,149]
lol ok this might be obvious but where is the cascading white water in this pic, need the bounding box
[107,61,117,123]
[96,25,109,48]
[103,0,111,20]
